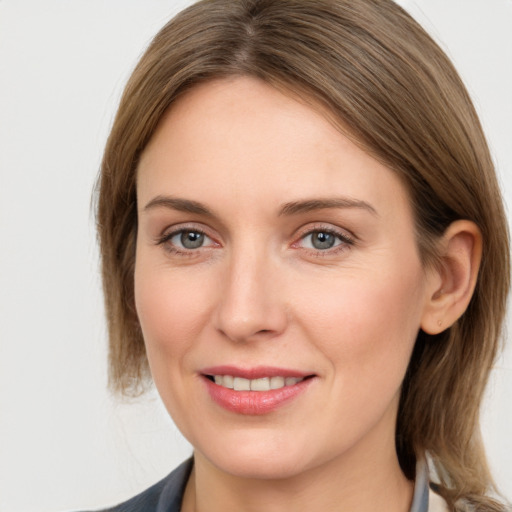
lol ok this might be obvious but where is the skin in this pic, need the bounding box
[134,77,476,512]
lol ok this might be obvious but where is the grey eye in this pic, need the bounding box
[300,230,346,251]
[171,230,207,249]
[309,231,337,250]
[181,231,205,249]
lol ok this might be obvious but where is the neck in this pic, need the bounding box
[182,439,414,512]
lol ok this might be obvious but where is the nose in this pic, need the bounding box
[213,246,288,343]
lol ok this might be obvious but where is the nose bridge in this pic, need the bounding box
[214,236,287,342]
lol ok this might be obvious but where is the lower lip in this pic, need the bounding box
[203,376,314,415]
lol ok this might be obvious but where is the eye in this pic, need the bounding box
[303,231,340,250]
[172,230,208,249]
[158,228,216,252]
[297,228,354,252]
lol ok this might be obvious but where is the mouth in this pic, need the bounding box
[200,366,316,415]
[204,374,312,391]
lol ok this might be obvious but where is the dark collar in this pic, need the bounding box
[104,457,431,512]
[156,458,194,512]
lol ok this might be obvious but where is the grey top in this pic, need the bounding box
[94,457,441,512]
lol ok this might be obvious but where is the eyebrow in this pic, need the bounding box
[143,195,377,218]
[279,198,377,216]
[143,196,213,216]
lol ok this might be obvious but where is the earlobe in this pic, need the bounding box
[421,220,482,335]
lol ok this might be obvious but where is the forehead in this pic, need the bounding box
[136,76,412,222]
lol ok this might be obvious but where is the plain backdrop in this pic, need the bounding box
[0,1,511,511]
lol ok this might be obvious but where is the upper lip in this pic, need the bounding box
[200,365,314,379]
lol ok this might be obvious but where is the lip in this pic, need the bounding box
[200,365,311,379]
[200,366,316,415]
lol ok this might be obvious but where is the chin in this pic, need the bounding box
[211,452,309,480]
[195,432,320,481]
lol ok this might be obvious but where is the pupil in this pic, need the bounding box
[312,232,335,250]
[181,231,204,249]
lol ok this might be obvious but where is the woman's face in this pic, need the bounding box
[135,77,436,479]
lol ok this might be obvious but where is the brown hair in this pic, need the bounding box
[96,1,510,509]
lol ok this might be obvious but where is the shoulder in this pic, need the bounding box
[81,458,193,512]
[99,476,168,512]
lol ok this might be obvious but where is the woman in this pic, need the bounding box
[95,0,510,511]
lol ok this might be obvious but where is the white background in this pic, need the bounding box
[0,1,510,511]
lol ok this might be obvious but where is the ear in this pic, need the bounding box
[421,220,482,335]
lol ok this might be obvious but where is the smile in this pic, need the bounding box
[201,367,316,415]
[211,375,304,391]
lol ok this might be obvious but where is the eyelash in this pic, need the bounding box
[155,225,355,256]
[156,226,216,256]
[293,225,355,256]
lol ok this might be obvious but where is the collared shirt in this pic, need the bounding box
[413,459,449,512]
[98,458,449,512]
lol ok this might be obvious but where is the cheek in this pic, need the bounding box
[134,262,211,365]
[294,263,426,385]
[133,261,217,430]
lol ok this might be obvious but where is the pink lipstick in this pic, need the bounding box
[201,366,315,415]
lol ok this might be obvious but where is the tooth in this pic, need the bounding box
[222,375,234,389]
[251,377,270,391]
[233,377,251,391]
[215,375,303,391]
[270,376,285,389]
